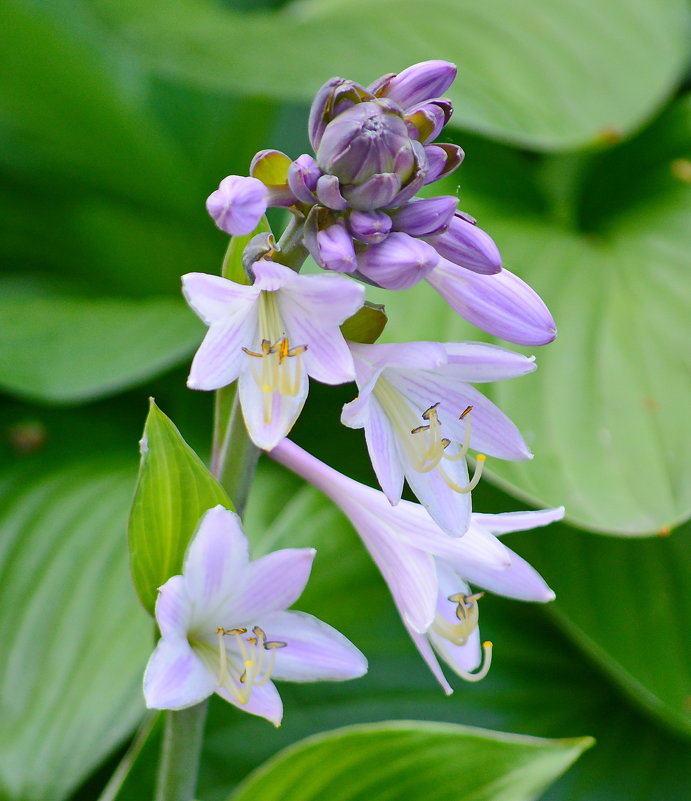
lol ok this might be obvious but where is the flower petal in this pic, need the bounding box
[473,507,565,536]
[225,548,316,622]
[143,637,215,710]
[346,500,438,633]
[426,260,557,346]
[183,506,250,617]
[260,610,368,682]
[155,575,191,639]
[442,342,537,382]
[182,273,260,326]
[404,624,453,694]
[456,536,555,602]
[187,310,259,391]
[238,358,309,450]
[362,397,405,504]
[401,448,472,537]
[216,679,283,726]
[278,274,364,384]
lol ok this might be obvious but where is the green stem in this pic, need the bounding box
[275,215,308,272]
[213,389,261,518]
[154,703,208,801]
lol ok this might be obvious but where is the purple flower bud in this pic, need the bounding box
[316,174,349,210]
[426,261,557,346]
[308,78,373,151]
[316,102,415,186]
[423,143,465,184]
[343,172,401,210]
[357,232,439,290]
[379,60,457,110]
[287,154,322,204]
[304,206,357,273]
[404,102,447,143]
[427,214,502,274]
[390,196,458,237]
[206,175,268,236]
[348,210,392,244]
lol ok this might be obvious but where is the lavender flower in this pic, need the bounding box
[270,439,559,690]
[143,506,367,725]
[182,261,364,449]
[341,341,535,536]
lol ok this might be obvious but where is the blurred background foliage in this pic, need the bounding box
[0,0,689,799]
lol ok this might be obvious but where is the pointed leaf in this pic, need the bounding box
[226,722,591,801]
[128,399,232,615]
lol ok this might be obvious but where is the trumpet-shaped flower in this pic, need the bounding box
[269,439,559,692]
[341,340,535,536]
[183,260,365,449]
[143,506,367,725]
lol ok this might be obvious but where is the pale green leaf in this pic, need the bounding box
[93,0,689,150]
[227,722,591,801]
[0,286,204,403]
[128,400,232,615]
[0,457,150,801]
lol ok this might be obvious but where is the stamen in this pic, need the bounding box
[214,624,287,702]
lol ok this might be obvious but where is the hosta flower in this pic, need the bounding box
[206,175,268,236]
[269,439,559,691]
[341,341,535,536]
[143,506,367,725]
[183,260,364,449]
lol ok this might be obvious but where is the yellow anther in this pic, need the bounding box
[459,405,473,420]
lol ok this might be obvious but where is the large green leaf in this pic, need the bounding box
[128,399,232,615]
[0,456,150,801]
[227,722,591,801]
[0,285,204,403]
[92,0,689,150]
[369,97,691,535]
